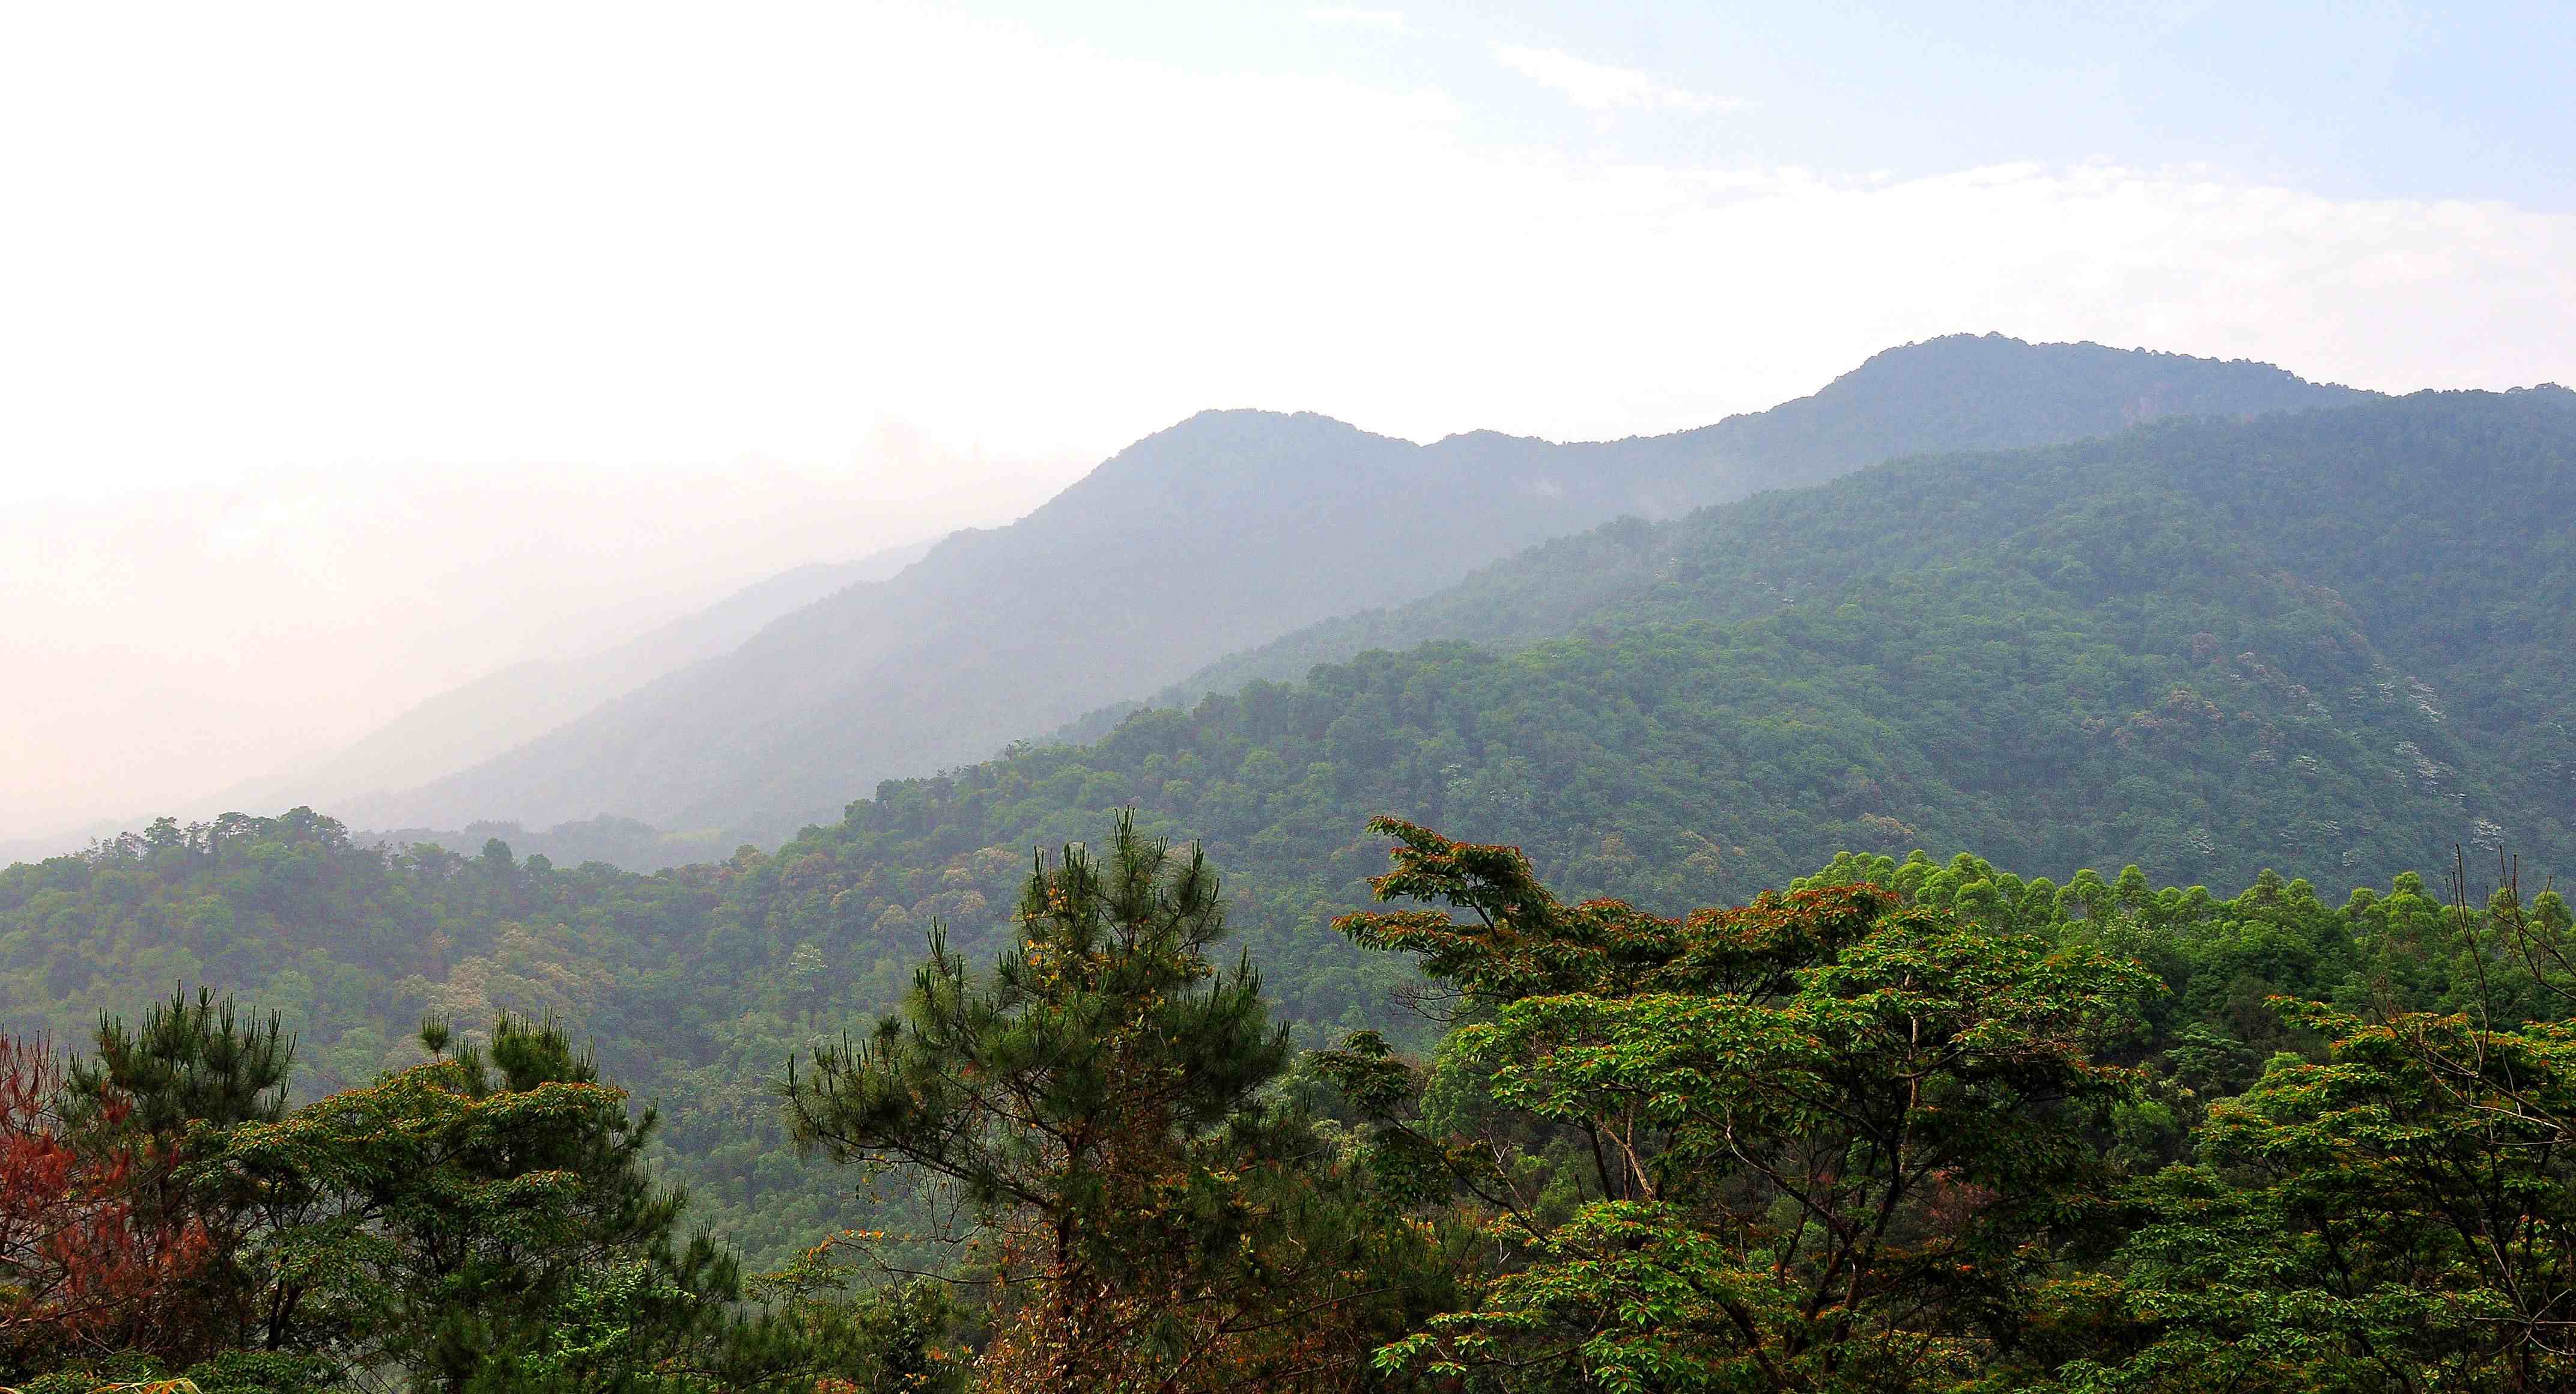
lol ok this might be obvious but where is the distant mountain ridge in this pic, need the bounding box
[0,538,936,866]
[253,540,938,810]
[339,334,2370,848]
[1152,338,2378,705]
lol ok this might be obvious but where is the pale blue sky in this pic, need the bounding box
[986,1,2571,208]
[5,0,2566,486]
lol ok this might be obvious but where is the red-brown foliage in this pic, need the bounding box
[0,1034,204,1367]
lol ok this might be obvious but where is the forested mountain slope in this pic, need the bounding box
[5,388,2560,1268]
[1168,344,2384,699]
[344,335,2365,847]
[1183,386,2576,830]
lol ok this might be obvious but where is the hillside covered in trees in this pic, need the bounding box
[6,383,2574,1390]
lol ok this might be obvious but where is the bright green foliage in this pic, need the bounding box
[2062,1000,2576,1394]
[1331,820,2158,1392]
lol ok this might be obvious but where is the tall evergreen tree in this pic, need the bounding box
[59,985,296,1361]
[67,986,296,1141]
[785,811,1434,1391]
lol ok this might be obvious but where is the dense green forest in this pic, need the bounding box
[6,386,2574,1388]
[8,811,2574,1391]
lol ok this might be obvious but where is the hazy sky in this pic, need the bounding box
[3,1,2571,839]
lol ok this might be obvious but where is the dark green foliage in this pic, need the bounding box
[1176,385,2576,886]
[782,389,2576,1070]
[20,1011,812,1393]
[66,985,296,1139]
[15,821,2576,1389]
[202,1014,667,1378]
[783,812,1288,1206]
[783,814,1441,1391]
[752,1250,977,1394]
[1172,341,2372,704]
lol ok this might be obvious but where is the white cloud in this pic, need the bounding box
[1493,42,1738,113]
[1307,7,1409,34]
[11,4,2556,485]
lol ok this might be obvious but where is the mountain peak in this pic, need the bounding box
[1146,406,1372,441]
[1840,331,2365,398]
[1061,409,1400,496]
[1664,333,2374,489]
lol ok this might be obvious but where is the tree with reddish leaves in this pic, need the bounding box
[0,1033,205,1375]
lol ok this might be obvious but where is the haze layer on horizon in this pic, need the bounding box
[2,0,2569,841]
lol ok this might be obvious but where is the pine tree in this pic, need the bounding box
[61,985,295,1359]
[785,811,1421,1391]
